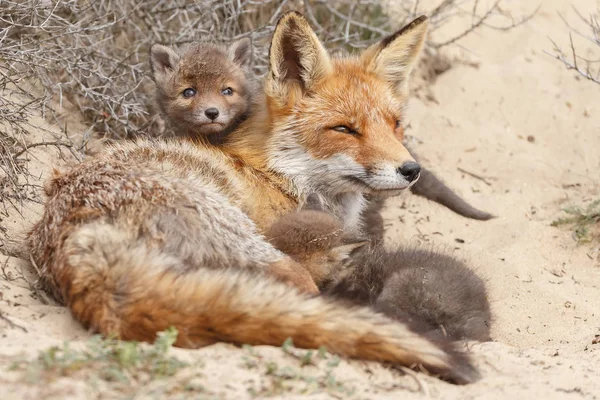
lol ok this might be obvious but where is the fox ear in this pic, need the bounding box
[330,241,369,263]
[228,37,253,69]
[361,16,429,98]
[303,193,327,212]
[267,11,333,100]
[149,44,180,82]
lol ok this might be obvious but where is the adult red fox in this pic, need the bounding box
[28,13,478,383]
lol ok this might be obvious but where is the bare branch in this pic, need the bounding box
[549,5,600,85]
[0,0,537,245]
[434,1,539,48]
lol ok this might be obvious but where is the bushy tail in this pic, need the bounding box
[57,224,479,384]
[411,167,494,221]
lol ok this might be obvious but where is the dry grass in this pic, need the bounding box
[0,0,533,248]
[547,5,599,241]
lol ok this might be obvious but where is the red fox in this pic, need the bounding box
[28,13,478,383]
[267,209,492,342]
[149,38,257,141]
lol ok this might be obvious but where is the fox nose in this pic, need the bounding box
[397,161,421,183]
[205,108,219,120]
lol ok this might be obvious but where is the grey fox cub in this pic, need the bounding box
[267,209,492,342]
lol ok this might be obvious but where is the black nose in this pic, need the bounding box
[205,108,219,120]
[397,161,421,183]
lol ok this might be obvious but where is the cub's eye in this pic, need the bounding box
[331,125,357,135]
[221,87,234,96]
[182,88,196,98]
[395,120,402,129]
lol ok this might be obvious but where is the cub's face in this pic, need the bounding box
[165,47,251,135]
[150,40,254,136]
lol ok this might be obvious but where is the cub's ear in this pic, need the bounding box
[267,11,333,102]
[330,241,369,264]
[361,16,429,98]
[228,37,253,69]
[149,44,180,82]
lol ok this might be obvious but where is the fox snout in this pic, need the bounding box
[185,99,233,129]
[204,107,220,120]
[398,161,421,183]
[184,104,227,128]
[360,157,421,193]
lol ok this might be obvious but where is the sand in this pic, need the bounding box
[1,0,599,398]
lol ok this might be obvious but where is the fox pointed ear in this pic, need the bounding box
[267,12,333,100]
[330,241,369,263]
[228,37,253,69]
[149,44,180,82]
[362,16,429,98]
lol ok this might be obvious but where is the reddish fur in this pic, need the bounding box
[297,63,411,167]
[265,210,347,285]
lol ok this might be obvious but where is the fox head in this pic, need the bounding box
[265,12,428,197]
[149,38,255,136]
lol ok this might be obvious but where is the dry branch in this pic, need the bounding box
[548,5,600,85]
[0,0,532,246]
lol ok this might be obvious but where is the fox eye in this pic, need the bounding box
[182,88,196,98]
[221,87,234,96]
[332,125,357,135]
[395,120,402,129]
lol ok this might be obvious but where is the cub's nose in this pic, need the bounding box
[205,108,219,120]
[397,161,421,183]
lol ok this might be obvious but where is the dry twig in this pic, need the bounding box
[548,5,600,85]
[0,0,533,245]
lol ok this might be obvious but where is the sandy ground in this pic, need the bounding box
[1,0,599,398]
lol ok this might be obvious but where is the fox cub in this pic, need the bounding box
[328,245,492,343]
[268,209,492,342]
[149,38,257,140]
[28,13,479,383]
[264,210,366,286]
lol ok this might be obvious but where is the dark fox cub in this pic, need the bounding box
[328,246,492,342]
[149,37,257,141]
[267,209,492,342]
